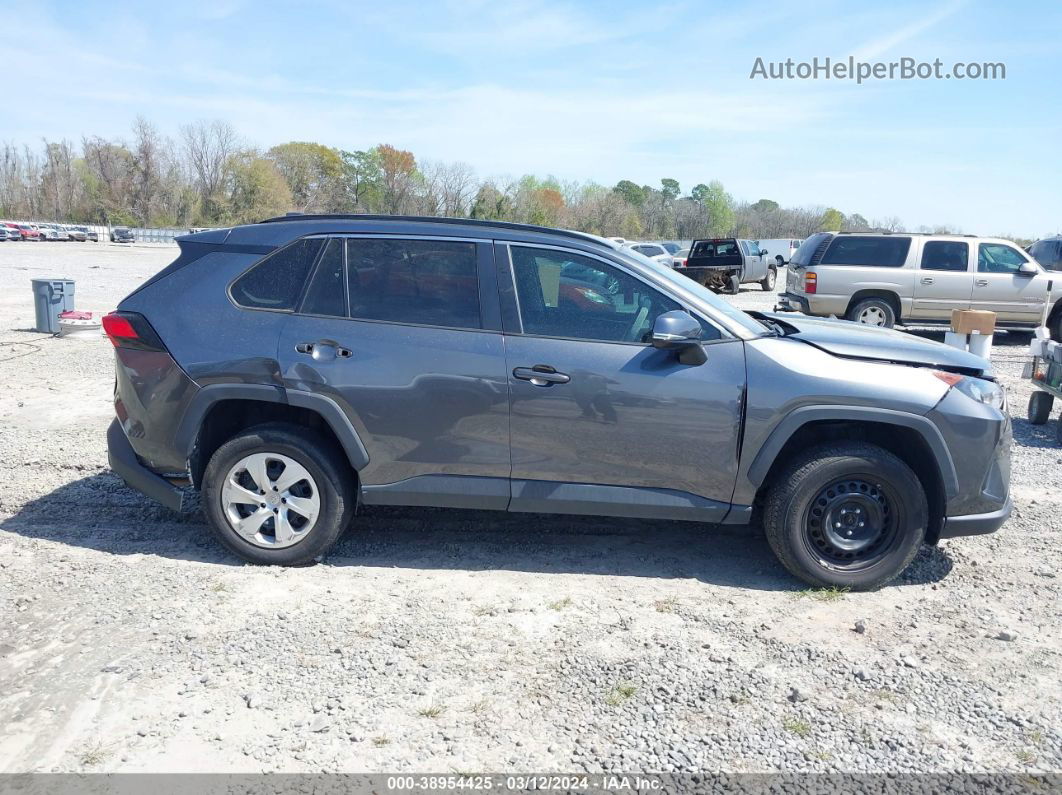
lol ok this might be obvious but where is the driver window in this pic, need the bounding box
[510,246,692,344]
[978,243,1028,274]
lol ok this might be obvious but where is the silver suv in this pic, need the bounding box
[778,232,1062,338]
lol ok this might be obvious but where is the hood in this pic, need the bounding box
[761,312,992,376]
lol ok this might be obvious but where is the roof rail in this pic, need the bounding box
[257,213,604,245]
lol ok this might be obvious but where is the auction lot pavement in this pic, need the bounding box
[0,242,1059,773]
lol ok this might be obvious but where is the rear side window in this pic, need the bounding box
[346,239,480,329]
[300,238,346,317]
[920,241,969,272]
[789,233,832,266]
[231,237,324,310]
[820,236,911,267]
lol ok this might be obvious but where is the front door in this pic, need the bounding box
[276,236,511,506]
[972,242,1046,322]
[910,240,973,320]
[499,243,746,521]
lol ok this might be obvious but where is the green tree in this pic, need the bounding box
[660,178,680,201]
[612,179,645,207]
[339,149,382,211]
[226,151,292,224]
[695,180,734,237]
[819,207,844,231]
[751,198,779,213]
[266,142,344,211]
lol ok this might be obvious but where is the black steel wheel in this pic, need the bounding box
[802,478,901,571]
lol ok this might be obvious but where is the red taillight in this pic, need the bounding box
[102,312,137,346]
[102,311,165,351]
[804,272,817,294]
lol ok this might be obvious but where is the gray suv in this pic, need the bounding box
[105,215,1011,590]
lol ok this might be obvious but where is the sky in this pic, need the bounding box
[1,0,1060,237]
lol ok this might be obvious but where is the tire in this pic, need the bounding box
[847,297,896,328]
[1050,312,1062,343]
[760,266,777,292]
[202,422,355,565]
[725,273,741,295]
[1056,414,1062,444]
[762,441,927,591]
[1028,391,1054,425]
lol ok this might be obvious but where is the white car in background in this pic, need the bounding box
[671,247,690,268]
[623,241,675,267]
[757,238,803,267]
[36,224,60,241]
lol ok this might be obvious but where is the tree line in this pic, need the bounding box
[1,117,956,239]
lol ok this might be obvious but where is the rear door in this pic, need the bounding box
[497,242,746,521]
[275,235,511,502]
[910,240,973,319]
[972,242,1045,322]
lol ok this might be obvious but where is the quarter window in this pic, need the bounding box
[300,238,346,317]
[346,239,480,329]
[820,236,911,267]
[510,246,715,343]
[920,241,969,272]
[231,237,324,310]
[1030,240,1062,271]
[978,243,1028,273]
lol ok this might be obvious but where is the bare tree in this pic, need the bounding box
[181,120,238,220]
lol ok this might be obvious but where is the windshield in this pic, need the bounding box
[614,246,770,336]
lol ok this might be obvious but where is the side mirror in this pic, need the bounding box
[650,310,707,366]
[1018,262,1038,277]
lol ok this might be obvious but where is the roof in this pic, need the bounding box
[246,213,613,248]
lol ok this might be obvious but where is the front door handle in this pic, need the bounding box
[296,341,352,360]
[920,276,934,285]
[975,279,989,287]
[513,364,570,386]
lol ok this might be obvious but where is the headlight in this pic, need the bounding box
[933,371,1005,410]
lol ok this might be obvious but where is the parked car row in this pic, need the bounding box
[776,231,1062,339]
[2,221,102,242]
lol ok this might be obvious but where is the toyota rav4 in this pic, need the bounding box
[105,215,1012,589]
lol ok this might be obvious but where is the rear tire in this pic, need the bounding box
[847,297,896,328]
[760,266,777,292]
[725,273,741,295]
[1028,391,1053,425]
[762,442,927,591]
[202,423,355,565]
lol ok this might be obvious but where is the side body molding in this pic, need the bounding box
[743,405,959,500]
[175,383,370,472]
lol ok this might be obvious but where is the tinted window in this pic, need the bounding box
[510,246,717,343]
[661,242,680,254]
[820,236,911,267]
[232,237,324,310]
[978,243,1028,273]
[346,239,480,329]
[1030,240,1062,270]
[690,239,739,257]
[920,241,969,272]
[300,238,346,317]
[790,233,832,267]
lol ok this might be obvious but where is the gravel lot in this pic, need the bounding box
[0,242,1059,774]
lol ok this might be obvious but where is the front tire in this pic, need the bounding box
[847,297,896,328]
[202,423,355,565]
[762,442,927,590]
[760,266,777,292]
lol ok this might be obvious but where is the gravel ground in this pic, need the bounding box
[0,242,1059,774]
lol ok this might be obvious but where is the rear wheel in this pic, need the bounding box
[760,266,777,292]
[847,297,896,328]
[1028,391,1054,425]
[762,442,927,590]
[202,423,355,565]
[725,273,741,295]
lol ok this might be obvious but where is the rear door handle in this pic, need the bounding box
[975,279,989,287]
[920,277,934,285]
[513,365,570,386]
